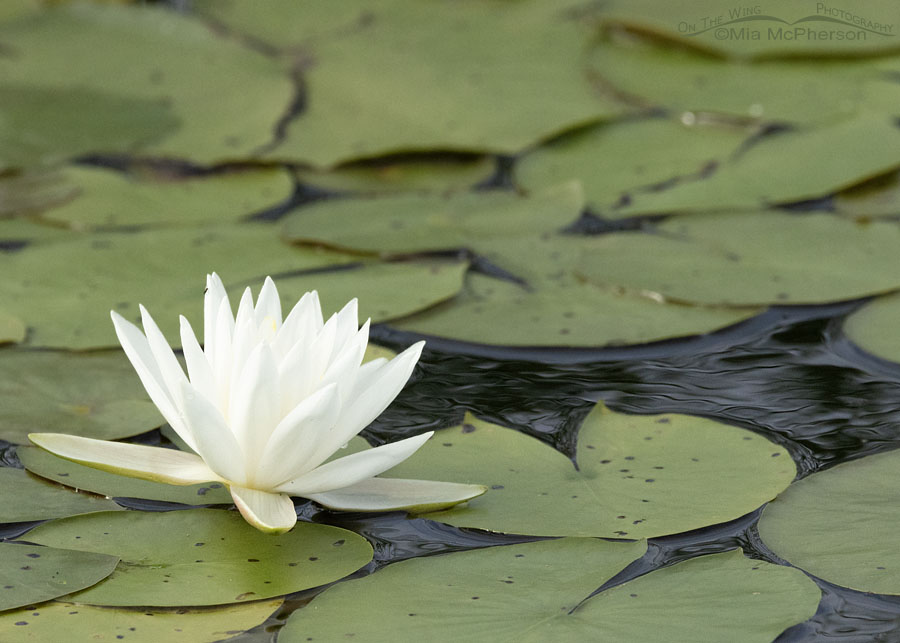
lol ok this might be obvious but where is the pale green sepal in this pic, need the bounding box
[229,485,297,534]
[304,477,488,513]
[28,433,222,486]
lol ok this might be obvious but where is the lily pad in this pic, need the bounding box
[0,312,25,344]
[577,211,900,306]
[38,166,294,230]
[613,112,900,215]
[296,156,496,195]
[18,446,233,505]
[759,448,900,594]
[515,117,750,216]
[0,222,353,348]
[0,83,178,171]
[389,272,759,347]
[834,169,900,219]
[0,171,79,218]
[0,599,282,643]
[270,260,468,323]
[22,509,373,606]
[249,0,625,166]
[0,467,121,522]
[0,3,294,164]
[842,292,900,363]
[594,0,900,59]
[0,542,119,611]
[281,540,819,643]
[0,349,163,443]
[588,35,876,125]
[383,406,795,538]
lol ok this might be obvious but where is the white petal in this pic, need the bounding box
[229,316,257,406]
[29,433,220,486]
[212,297,235,410]
[254,276,282,333]
[176,380,246,485]
[275,290,323,356]
[233,287,255,334]
[139,304,188,404]
[305,477,487,513]
[274,432,433,496]
[203,273,229,356]
[330,298,359,358]
[110,311,194,450]
[319,320,369,403]
[229,344,281,470]
[254,383,342,488]
[180,316,215,401]
[229,485,297,534]
[306,341,424,467]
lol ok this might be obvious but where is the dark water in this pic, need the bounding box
[11,298,900,641]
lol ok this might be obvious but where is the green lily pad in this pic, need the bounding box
[613,112,900,215]
[0,468,121,522]
[22,509,373,606]
[759,447,900,594]
[389,272,759,347]
[269,260,468,323]
[594,0,900,59]
[0,599,282,642]
[0,83,178,171]
[245,0,625,166]
[0,312,25,345]
[515,117,750,217]
[296,156,496,195]
[587,35,876,125]
[0,222,353,348]
[843,292,900,363]
[384,406,795,538]
[0,4,294,164]
[281,540,820,643]
[0,349,163,443]
[18,446,233,505]
[0,216,77,247]
[282,182,585,284]
[0,542,119,611]
[577,211,900,306]
[38,166,294,230]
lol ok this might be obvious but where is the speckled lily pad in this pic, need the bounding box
[0,467,121,523]
[0,599,282,642]
[383,405,796,538]
[0,349,163,443]
[0,542,119,611]
[281,540,820,643]
[22,509,373,606]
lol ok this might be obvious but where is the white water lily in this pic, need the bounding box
[30,274,485,533]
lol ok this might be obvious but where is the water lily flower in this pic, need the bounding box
[30,274,485,533]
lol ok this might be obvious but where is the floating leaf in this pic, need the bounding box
[613,112,900,215]
[281,540,819,643]
[271,260,468,323]
[0,83,178,171]
[0,542,118,611]
[0,4,294,164]
[0,171,79,218]
[759,448,900,594]
[381,406,795,538]
[18,447,233,505]
[39,166,294,230]
[594,0,900,58]
[577,211,900,306]
[296,156,496,195]
[23,509,373,606]
[0,468,121,522]
[588,35,875,125]
[234,0,626,166]
[0,349,162,443]
[389,272,759,347]
[834,169,900,219]
[515,117,749,216]
[843,292,900,363]
[0,223,353,348]
[0,599,282,643]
